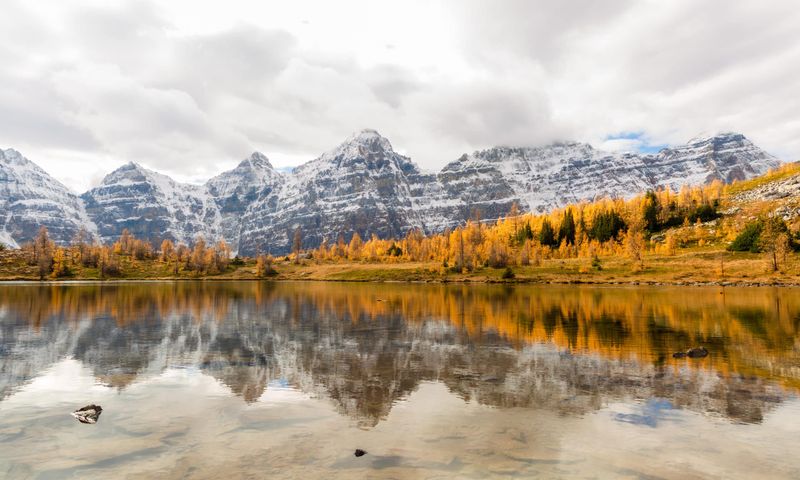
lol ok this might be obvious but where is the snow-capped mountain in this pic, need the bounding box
[0,148,94,247]
[439,133,781,217]
[206,152,284,252]
[644,132,778,187]
[0,131,783,253]
[237,129,442,254]
[438,142,655,217]
[81,162,221,246]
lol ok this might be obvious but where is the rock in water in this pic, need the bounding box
[354,449,367,457]
[673,347,709,359]
[72,404,103,424]
[686,346,709,358]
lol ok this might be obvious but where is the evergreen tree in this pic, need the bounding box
[558,209,576,245]
[387,243,403,257]
[515,222,534,245]
[539,219,557,247]
[589,210,626,242]
[643,190,659,233]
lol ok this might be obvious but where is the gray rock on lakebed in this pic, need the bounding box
[71,404,103,424]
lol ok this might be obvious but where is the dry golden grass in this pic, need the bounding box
[270,246,800,286]
[2,245,798,286]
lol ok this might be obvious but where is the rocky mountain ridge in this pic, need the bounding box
[0,130,783,254]
[0,148,95,248]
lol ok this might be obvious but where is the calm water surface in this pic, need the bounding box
[1,282,799,479]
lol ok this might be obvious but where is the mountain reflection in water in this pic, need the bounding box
[1,282,798,428]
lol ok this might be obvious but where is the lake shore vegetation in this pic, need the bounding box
[2,163,800,286]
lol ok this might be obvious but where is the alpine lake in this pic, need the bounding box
[1,281,799,479]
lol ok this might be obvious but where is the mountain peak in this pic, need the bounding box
[1,148,33,167]
[99,161,164,186]
[686,131,747,145]
[342,128,393,150]
[291,128,414,179]
[117,161,149,173]
[125,160,140,167]
[1,147,22,158]
[354,128,382,139]
[1,148,65,181]
[0,148,94,246]
[240,151,274,170]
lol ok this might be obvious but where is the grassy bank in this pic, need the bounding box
[3,246,799,286]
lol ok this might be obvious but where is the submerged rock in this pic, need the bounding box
[354,449,367,457]
[686,347,709,358]
[72,404,103,424]
[673,347,709,359]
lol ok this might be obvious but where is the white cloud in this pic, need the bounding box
[599,139,643,153]
[0,0,797,192]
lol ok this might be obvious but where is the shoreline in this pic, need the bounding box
[1,276,799,288]
[4,247,800,288]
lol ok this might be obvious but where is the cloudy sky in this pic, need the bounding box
[1,0,798,192]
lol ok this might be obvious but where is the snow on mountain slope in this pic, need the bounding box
[206,152,282,201]
[0,230,19,249]
[645,132,780,189]
[0,148,94,246]
[438,133,780,219]
[237,129,436,254]
[206,152,284,252]
[0,131,783,254]
[438,142,654,217]
[81,162,221,246]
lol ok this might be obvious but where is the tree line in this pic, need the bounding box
[309,174,799,272]
[12,163,800,278]
[23,227,233,279]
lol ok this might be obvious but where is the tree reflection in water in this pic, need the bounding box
[1,282,798,426]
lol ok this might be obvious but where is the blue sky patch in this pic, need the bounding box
[605,132,668,154]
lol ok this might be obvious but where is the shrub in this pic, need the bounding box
[101,262,122,277]
[726,218,793,253]
[501,267,515,279]
[728,221,763,252]
[688,203,720,223]
[256,255,277,277]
